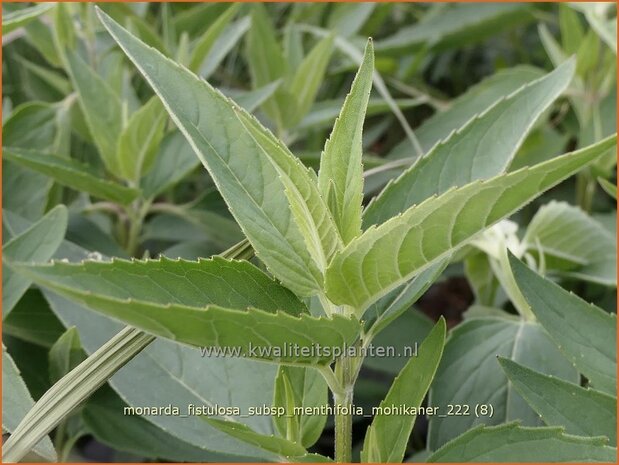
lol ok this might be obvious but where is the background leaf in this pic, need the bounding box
[116,96,166,182]
[65,51,123,175]
[361,318,445,463]
[3,148,140,205]
[499,358,616,445]
[365,59,576,226]
[509,254,617,395]
[48,327,86,384]
[2,347,57,462]
[2,205,67,317]
[428,423,616,462]
[273,366,328,448]
[2,3,55,35]
[377,3,532,53]
[523,200,616,286]
[427,316,577,450]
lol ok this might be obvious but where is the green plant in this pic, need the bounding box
[2,3,617,463]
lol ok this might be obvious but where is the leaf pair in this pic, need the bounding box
[96,7,378,303]
[326,133,617,313]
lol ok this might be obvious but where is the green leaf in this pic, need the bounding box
[427,316,577,450]
[14,258,359,364]
[576,30,602,78]
[3,205,68,317]
[509,254,617,395]
[245,4,288,128]
[52,3,76,53]
[48,327,86,384]
[539,23,569,66]
[327,3,375,38]
[361,318,446,463]
[386,65,544,159]
[2,347,57,462]
[233,110,342,271]
[573,3,617,54]
[206,419,308,458]
[98,9,340,296]
[2,3,55,34]
[427,423,616,462]
[365,59,576,226]
[23,256,304,314]
[141,130,200,198]
[327,135,616,312]
[117,97,166,182]
[363,308,434,375]
[286,35,334,126]
[298,97,422,132]
[24,18,62,67]
[3,336,52,407]
[83,386,244,462]
[2,289,65,348]
[3,148,140,205]
[523,201,616,285]
[376,3,531,53]
[208,418,333,462]
[273,366,327,448]
[47,293,281,461]
[318,39,373,244]
[499,358,616,445]
[3,102,62,220]
[559,4,585,55]
[465,251,501,306]
[65,51,123,174]
[200,16,251,79]
[364,259,447,336]
[225,80,283,113]
[16,58,71,96]
[188,4,240,72]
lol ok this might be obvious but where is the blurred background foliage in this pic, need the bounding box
[2,2,617,462]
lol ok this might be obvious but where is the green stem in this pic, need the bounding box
[58,432,83,463]
[334,387,353,463]
[576,171,595,213]
[125,199,151,257]
[493,246,535,321]
[332,350,363,463]
[53,421,66,458]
